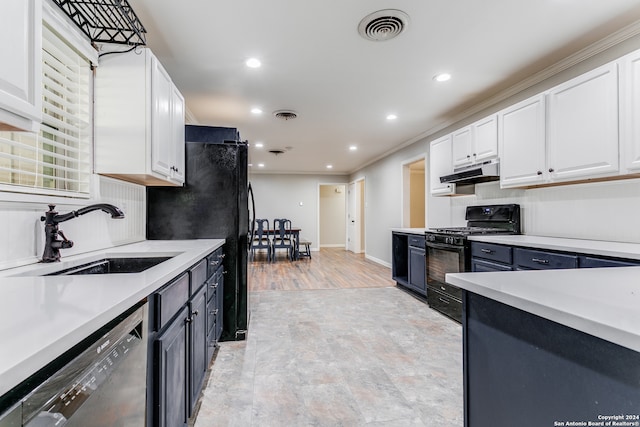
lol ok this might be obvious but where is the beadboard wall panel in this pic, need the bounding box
[0,176,145,270]
[450,178,640,243]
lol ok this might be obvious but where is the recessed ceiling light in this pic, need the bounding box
[258,163,265,168]
[434,73,451,82]
[349,145,358,151]
[326,164,333,169]
[254,142,264,148]
[251,108,263,114]
[386,114,397,120]
[246,58,261,68]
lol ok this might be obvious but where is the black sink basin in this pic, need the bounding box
[47,257,172,275]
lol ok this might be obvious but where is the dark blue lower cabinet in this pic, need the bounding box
[155,306,189,427]
[463,291,640,427]
[189,285,208,417]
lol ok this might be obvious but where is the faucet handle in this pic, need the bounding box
[58,230,70,242]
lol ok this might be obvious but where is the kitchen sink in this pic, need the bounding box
[46,256,173,275]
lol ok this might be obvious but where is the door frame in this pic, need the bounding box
[347,177,365,254]
[317,182,348,250]
[401,155,427,228]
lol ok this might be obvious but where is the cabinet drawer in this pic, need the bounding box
[514,248,577,270]
[471,242,512,264]
[427,287,462,324]
[206,271,222,303]
[579,256,640,268]
[207,247,224,277]
[190,258,208,295]
[429,280,462,300]
[471,258,513,272]
[155,272,190,331]
[408,235,425,248]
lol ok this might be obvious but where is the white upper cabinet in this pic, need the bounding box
[430,135,456,196]
[0,0,42,131]
[452,115,498,168]
[546,62,619,182]
[499,94,546,188]
[620,49,640,173]
[452,126,473,167]
[95,48,185,186]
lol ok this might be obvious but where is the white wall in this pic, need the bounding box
[0,176,146,270]
[249,173,349,250]
[451,179,640,243]
[319,185,346,247]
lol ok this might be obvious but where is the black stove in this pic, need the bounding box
[424,204,521,323]
[426,204,521,246]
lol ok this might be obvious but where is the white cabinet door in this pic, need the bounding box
[452,127,473,167]
[620,49,640,173]
[430,135,456,196]
[473,115,498,162]
[171,86,185,184]
[547,63,619,182]
[95,48,185,186]
[499,94,546,188]
[151,57,173,178]
[0,0,41,131]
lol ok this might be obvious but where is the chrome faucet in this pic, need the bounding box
[41,204,125,262]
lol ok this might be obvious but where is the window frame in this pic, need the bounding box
[0,0,98,204]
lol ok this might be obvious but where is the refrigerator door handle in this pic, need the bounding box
[248,182,256,250]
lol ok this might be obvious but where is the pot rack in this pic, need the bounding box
[50,0,147,45]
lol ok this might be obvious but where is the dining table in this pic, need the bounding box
[262,228,301,260]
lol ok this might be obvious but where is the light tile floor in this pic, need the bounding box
[194,287,463,426]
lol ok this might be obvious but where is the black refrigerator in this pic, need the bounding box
[146,125,249,341]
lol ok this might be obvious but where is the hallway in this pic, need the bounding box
[194,249,463,426]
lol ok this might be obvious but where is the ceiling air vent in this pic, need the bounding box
[269,149,285,156]
[273,110,298,120]
[358,9,409,42]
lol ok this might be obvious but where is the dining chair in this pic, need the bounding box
[271,218,295,261]
[251,219,272,261]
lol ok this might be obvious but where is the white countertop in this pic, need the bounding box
[469,234,640,260]
[447,265,640,353]
[391,228,427,235]
[0,239,224,396]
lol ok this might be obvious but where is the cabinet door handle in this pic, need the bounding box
[548,168,554,173]
[438,297,450,305]
[532,258,549,265]
[480,248,494,254]
[210,260,220,266]
[192,309,199,316]
[440,285,446,291]
[210,282,219,289]
[537,171,543,175]
[466,155,471,159]
[210,309,218,315]
[185,317,192,324]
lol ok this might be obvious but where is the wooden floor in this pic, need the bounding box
[249,247,395,291]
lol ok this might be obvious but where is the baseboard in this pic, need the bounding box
[365,254,391,269]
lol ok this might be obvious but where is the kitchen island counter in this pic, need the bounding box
[447,265,640,426]
[0,239,224,397]
[446,265,640,352]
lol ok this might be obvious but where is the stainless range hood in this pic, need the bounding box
[440,159,500,185]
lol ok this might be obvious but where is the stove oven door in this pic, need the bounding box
[425,241,466,323]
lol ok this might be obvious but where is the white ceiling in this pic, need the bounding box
[127,0,640,175]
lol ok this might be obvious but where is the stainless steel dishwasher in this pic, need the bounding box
[0,302,148,427]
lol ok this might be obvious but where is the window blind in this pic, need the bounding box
[0,22,92,196]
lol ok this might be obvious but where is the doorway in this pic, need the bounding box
[347,178,365,253]
[402,158,426,228]
[318,184,347,248]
